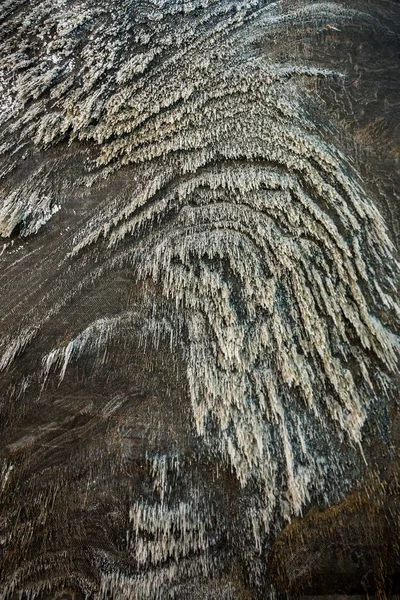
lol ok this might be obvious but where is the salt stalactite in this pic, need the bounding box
[99,452,223,600]
[40,312,175,385]
[0,0,399,597]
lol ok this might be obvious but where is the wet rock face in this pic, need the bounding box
[0,0,399,598]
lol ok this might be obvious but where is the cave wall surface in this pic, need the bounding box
[0,0,399,598]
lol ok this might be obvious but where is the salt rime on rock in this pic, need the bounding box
[0,0,399,598]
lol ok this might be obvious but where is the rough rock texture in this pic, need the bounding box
[0,0,399,598]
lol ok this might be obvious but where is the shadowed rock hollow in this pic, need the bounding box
[0,0,399,598]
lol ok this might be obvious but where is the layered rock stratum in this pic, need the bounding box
[0,0,399,598]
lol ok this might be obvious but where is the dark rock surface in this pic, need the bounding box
[0,1,399,598]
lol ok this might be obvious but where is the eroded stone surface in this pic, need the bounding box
[0,0,399,598]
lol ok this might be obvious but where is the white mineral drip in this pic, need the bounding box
[129,499,211,566]
[112,452,217,598]
[0,460,14,494]
[97,552,213,600]
[0,1,399,595]
[40,312,175,385]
